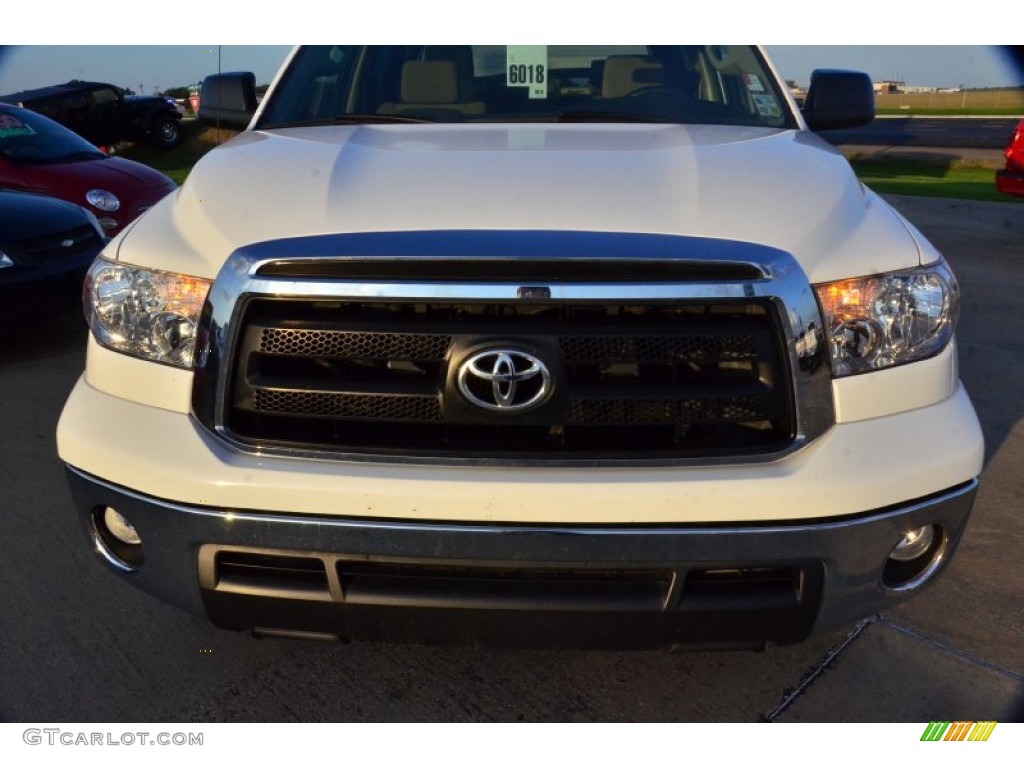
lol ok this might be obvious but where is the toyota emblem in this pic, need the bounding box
[456,349,552,412]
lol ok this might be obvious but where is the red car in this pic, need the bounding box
[996,118,1024,197]
[0,103,176,236]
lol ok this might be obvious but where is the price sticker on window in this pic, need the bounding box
[506,46,548,100]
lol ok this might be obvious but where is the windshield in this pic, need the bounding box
[0,105,106,166]
[258,46,795,129]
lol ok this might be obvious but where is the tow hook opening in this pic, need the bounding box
[91,506,145,572]
[883,524,947,591]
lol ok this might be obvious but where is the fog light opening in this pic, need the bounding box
[91,506,145,572]
[883,525,946,591]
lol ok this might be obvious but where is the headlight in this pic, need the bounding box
[0,250,12,269]
[814,259,959,377]
[84,257,212,368]
[86,189,120,212]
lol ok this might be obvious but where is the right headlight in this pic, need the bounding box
[814,258,959,377]
[84,257,212,369]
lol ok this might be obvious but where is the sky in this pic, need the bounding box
[0,46,1020,97]
[0,46,293,95]
[1,0,1020,95]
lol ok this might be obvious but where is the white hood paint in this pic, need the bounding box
[119,123,922,284]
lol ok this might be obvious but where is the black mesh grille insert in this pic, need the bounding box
[261,328,451,360]
[560,334,757,364]
[225,298,795,460]
[568,395,766,425]
[254,390,444,422]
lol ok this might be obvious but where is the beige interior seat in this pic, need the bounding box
[379,60,486,117]
[601,56,665,99]
[423,45,477,99]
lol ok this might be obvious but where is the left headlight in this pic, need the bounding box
[84,257,212,368]
[814,259,959,377]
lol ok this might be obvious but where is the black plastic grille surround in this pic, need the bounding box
[225,297,795,460]
[200,545,824,648]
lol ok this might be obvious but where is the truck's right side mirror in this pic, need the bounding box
[198,72,258,130]
[801,69,875,132]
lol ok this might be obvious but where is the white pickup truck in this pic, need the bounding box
[57,46,983,649]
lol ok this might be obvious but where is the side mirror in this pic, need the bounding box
[198,72,257,131]
[802,69,875,131]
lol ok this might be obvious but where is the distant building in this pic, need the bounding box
[873,80,905,94]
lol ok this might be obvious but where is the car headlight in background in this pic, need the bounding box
[85,189,120,212]
[85,190,121,231]
[85,257,212,368]
[0,251,13,269]
[814,259,959,377]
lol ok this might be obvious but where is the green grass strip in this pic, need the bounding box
[850,159,1023,204]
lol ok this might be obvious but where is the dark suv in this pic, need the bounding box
[0,81,183,149]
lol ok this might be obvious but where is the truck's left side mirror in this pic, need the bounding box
[801,69,875,131]
[198,72,258,131]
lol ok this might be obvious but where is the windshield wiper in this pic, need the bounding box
[551,110,677,124]
[331,114,435,124]
[265,114,436,128]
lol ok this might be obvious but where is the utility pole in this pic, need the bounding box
[216,45,222,143]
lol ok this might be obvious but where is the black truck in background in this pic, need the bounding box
[0,81,183,149]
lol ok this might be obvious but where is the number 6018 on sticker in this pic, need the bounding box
[506,45,548,99]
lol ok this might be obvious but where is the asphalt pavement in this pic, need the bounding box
[821,116,1019,149]
[839,144,1006,168]
[0,195,1021,722]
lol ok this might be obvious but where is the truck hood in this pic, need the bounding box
[122,123,924,283]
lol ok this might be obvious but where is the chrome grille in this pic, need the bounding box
[190,230,836,466]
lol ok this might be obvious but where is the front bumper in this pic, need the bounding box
[67,467,978,649]
[996,168,1024,197]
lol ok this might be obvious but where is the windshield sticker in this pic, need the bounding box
[742,74,765,93]
[506,46,548,100]
[752,93,782,118]
[0,114,37,139]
